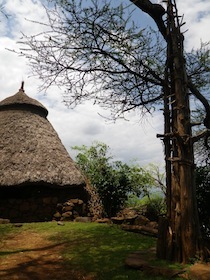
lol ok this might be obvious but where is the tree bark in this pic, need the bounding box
[161,0,203,263]
[131,1,205,263]
[130,1,204,262]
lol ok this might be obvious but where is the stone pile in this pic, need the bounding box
[111,207,158,237]
[53,198,87,221]
[0,218,10,224]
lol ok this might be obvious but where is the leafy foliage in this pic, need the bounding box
[186,42,210,91]
[72,142,154,217]
[16,0,209,123]
[145,195,166,222]
[18,0,166,120]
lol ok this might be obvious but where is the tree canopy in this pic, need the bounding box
[19,0,167,119]
[17,0,209,124]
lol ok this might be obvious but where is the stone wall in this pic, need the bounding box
[0,184,89,222]
[53,198,87,221]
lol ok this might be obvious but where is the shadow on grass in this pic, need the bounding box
[50,223,171,280]
[0,252,87,280]
[0,223,183,280]
[0,242,67,257]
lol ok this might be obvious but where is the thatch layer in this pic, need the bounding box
[0,88,48,117]
[0,89,85,187]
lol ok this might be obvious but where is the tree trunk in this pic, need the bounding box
[157,0,203,263]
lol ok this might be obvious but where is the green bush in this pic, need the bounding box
[72,142,153,217]
[131,193,166,221]
[145,196,166,221]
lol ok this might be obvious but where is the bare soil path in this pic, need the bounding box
[0,230,95,280]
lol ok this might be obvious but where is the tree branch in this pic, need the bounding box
[130,0,167,39]
[188,79,210,129]
[192,129,210,143]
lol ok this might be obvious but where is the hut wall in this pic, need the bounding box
[0,184,89,222]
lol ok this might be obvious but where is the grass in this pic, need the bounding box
[0,222,185,280]
[0,223,20,238]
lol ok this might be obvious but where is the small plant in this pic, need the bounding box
[146,195,166,221]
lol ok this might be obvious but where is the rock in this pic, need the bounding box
[77,199,84,205]
[62,205,73,212]
[62,211,73,218]
[63,201,74,207]
[53,212,61,218]
[134,215,150,226]
[56,203,63,211]
[69,199,79,204]
[111,217,125,224]
[0,218,10,224]
[74,217,92,223]
[119,207,137,217]
[57,221,65,226]
[13,223,23,227]
[124,215,138,224]
[61,211,73,221]
[72,210,79,218]
[147,221,158,229]
[95,218,111,224]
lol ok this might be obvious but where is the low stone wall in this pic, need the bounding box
[0,184,89,222]
[0,181,105,223]
[53,198,87,221]
[0,196,58,222]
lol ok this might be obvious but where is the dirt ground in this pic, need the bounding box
[0,230,95,280]
[0,228,209,280]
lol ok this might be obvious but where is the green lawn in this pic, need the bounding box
[0,222,185,280]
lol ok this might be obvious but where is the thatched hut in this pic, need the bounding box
[0,85,89,222]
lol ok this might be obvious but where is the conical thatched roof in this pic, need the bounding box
[0,86,85,187]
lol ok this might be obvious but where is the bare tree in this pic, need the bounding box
[16,0,209,262]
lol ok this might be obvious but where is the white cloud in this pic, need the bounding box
[176,0,210,50]
[4,0,48,38]
[47,102,164,166]
[0,0,208,169]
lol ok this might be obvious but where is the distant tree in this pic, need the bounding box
[72,142,153,217]
[17,0,210,263]
[146,163,166,196]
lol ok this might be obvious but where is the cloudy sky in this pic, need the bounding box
[0,0,209,167]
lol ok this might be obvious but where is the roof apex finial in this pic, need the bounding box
[20,81,24,91]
